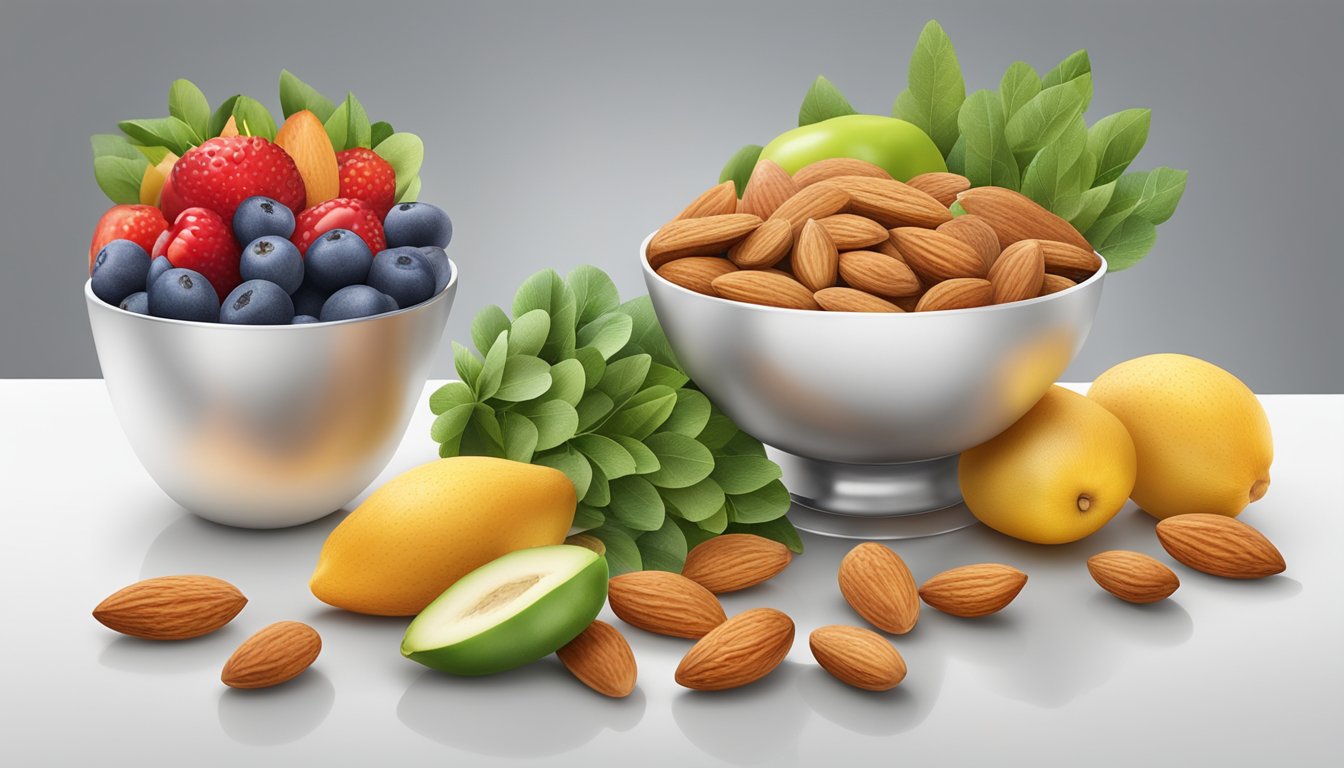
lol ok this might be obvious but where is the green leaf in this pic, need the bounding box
[661,478,726,522]
[1086,170,1148,244]
[591,525,641,576]
[1131,167,1188,224]
[453,341,484,392]
[471,305,512,356]
[597,354,652,408]
[618,296,679,369]
[572,504,604,531]
[719,144,763,198]
[91,133,145,162]
[543,359,585,406]
[1086,168,1186,243]
[1041,49,1092,91]
[513,270,577,360]
[167,79,209,140]
[726,480,792,523]
[430,402,474,444]
[946,135,966,175]
[1004,74,1092,154]
[891,20,965,156]
[374,133,424,198]
[1020,117,1089,220]
[999,61,1041,120]
[279,70,336,122]
[574,346,606,390]
[324,92,371,151]
[712,455,783,495]
[507,309,551,357]
[576,390,615,432]
[958,90,1018,188]
[230,96,277,140]
[643,363,689,390]
[572,434,637,480]
[697,407,739,450]
[583,466,611,507]
[645,432,714,489]
[727,517,804,554]
[500,412,540,463]
[719,429,768,458]
[606,476,665,531]
[798,75,857,126]
[516,399,580,451]
[207,95,240,138]
[398,176,421,203]
[535,447,592,499]
[576,312,633,360]
[92,156,148,205]
[1087,109,1151,186]
[477,331,508,401]
[636,517,688,573]
[472,403,504,447]
[697,504,729,534]
[118,117,198,156]
[1098,216,1157,271]
[659,389,711,438]
[567,265,621,326]
[429,380,474,414]
[949,200,967,217]
[494,355,552,402]
[600,386,677,440]
[1070,180,1116,234]
[612,435,660,475]
[673,517,719,550]
[370,121,394,148]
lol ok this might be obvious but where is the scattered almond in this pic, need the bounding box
[837,250,921,297]
[1039,273,1077,295]
[738,160,798,219]
[607,570,727,638]
[92,575,247,641]
[809,625,907,691]
[1155,514,1286,579]
[675,181,739,220]
[674,608,794,691]
[989,239,1045,304]
[711,270,821,310]
[681,534,793,593]
[556,620,637,698]
[956,187,1092,252]
[727,217,793,269]
[915,278,994,311]
[906,172,971,207]
[221,621,321,689]
[656,256,739,297]
[829,176,952,229]
[793,219,840,291]
[890,227,987,280]
[793,157,891,187]
[814,287,904,313]
[937,214,1000,273]
[1087,550,1180,604]
[817,214,890,250]
[768,182,850,234]
[1035,239,1104,281]
[646,214,762,268]
[918,563,1027,617]
[838,542,920,634]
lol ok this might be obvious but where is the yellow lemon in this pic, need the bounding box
[310,456,576,616]
[960,386,1137,544]
[1088,353,1272,520]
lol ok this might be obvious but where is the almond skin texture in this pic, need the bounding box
[919,564,1027,618]
[793,219,840,291]
[768,182,850,234]
[556,620,637,698]
[675,181,739,220]
[870,236,909,264]
[93,575,247,641]
[1039,273,1077,295]
[827,175,952,228]
[838,543,920,634]
[607,571,727,638]
[1035,239,1104,281]
[647,214,762,268]
[1087,551,1180,604]
[956,187,1092,252]
[817,214,890,250]
[809,625,907,691]
[915,278,994,312]
[728,217,793,268]
[793,157,891,187]
[738,160,798,219]
[711,271,821,310]
[906,172,971,207]
[221,621,321,689]
[656,257,738,296]
[814,287,904,313]
[1155,514,1286,579]
[675,608,795,691]
[890,227,987,281]
[937,214,1001,273]
[681,534,793,593]
[274,110,339,208]
[989,239,1045,304]
[837,251,922,297]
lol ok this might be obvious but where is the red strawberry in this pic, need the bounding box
[292,197,386,256]
[89,205,168,273]
[170,136,306,222]
[159,171,189,224]
[160,208,242,301]
[335,148,397,218]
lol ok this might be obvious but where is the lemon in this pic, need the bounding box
[1088,353,1272,520]
[960,386,1137,544]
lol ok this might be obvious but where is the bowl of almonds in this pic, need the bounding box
[641,158,1106,539]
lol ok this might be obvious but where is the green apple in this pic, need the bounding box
[758,114,947,181]
[401,545,608,676]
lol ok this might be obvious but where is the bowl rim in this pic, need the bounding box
[85,257,458,329]
[639,231,1106,318]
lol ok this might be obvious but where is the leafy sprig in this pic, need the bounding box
[429,267,802,576]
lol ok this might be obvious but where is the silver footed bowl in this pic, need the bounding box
[641,234,1105,539]
[85,264,457,529]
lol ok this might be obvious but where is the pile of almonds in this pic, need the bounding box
[647,158,1102,312]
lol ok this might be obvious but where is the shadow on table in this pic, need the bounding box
[217,669,336,746]
[98,628,247,675]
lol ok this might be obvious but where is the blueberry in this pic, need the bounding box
[291,314,319,324]
[91,239,151,306]
[305,228,372,291]
[290,275,329,318]
[240,236,304,294]
[119,291,149,315]
[319,285,398,322]
[233,195,296,245]
[413,246,452,294]
[368,247,436,308]
[220,279,295,325]
[148,268,219,322]
[383,202,452,248]
[146,255,172,292]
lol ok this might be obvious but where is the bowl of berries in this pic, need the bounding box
[84,74,456,528]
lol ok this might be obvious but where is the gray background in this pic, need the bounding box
[2,0,1340,391]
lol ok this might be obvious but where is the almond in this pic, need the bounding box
[827,175,952,228]
[793,219,840,291]
[564,533,608,556]
[937,214,1000,272]
[1155,514,1286,579]
[793,157,891,187]
[906,172,970,207]
[1039,273,1077,295]
[892,295,921,312]
[890,227,987,281]
[556,620,637,698]
[837,251,921,297]
[956,187,1092,252]
[814,287,904,313]
[838,542,920,634]
[674,180,739,220]
[738,159,798,219]
[809,625,907,691]
[870,236,908,264]
[647,214,762,268]
[221,621,321,689]
[914,278,994,312]
[988,239,1045,304]
[768,182,850,234]
[727,217,792,268]
[817,214,890,250]
[674,608,794,691]
[918,564,1027,617]
[607,571,727,638]
[1035,239,1104,281]
[656,256,738,296]
[711,270,821,310]
[681,534,793,593]
[92,575,247,640]
[1087,551,1180,604]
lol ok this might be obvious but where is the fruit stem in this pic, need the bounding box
[1076,494,1092,513]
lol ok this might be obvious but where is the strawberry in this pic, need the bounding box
[89,205,168,273]
[158,171,189,224]
[292,197,386,256]
[335,148,397,218]
[161,208,242,301]
[169,136,306,222]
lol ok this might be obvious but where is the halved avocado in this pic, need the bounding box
[401,545,608,676]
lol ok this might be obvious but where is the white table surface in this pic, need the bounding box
[2,380,1340,767]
